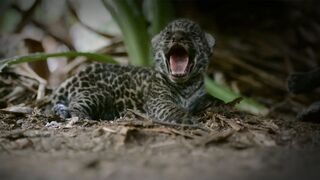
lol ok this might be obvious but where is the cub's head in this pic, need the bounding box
[152,19,215,83]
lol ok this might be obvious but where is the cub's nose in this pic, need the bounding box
[172,31,185,42]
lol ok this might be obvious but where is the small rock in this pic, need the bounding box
[45,121,62,128]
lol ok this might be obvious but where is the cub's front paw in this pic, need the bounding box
[53,103,71,119]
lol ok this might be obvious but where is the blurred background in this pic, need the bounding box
[0,0,319,114]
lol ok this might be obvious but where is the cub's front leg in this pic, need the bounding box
[146,98,199,124]
[145,85,199,124]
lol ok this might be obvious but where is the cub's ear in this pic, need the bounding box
[205,33,215,49]
[151,34,160,49]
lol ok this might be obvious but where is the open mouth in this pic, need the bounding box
[166,44,193,78]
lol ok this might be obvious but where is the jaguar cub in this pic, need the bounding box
[52,19,219,124]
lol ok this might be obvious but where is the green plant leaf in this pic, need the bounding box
[0,51,117,72]
[205,76,269,116]
[102,0,152,66]
[143,0,175,36]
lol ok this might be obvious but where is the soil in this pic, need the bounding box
[1,103,320,180]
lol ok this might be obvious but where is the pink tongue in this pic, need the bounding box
[169,55,189,75]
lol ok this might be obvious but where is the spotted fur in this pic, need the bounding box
[52,19,219,124]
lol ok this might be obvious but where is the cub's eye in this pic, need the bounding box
[195,36,201,41]
[164,31,171,36]
[190,32,200,40]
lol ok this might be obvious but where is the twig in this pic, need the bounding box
[96,39,124,54]
[126,109,211,132]
[16,64,47,100]
[14,0,42,33]
[11,4,75,50]
[102,127,117,133]
[0,109,28,116]
[145,126,196,138]
[195,129,234,146]
[60,57,87,75]
[31,20,75,50]
[152,120,211,132]
[67,0,115,39]
[215,50,286,91]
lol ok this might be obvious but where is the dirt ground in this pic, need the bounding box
[1,103,320,180]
